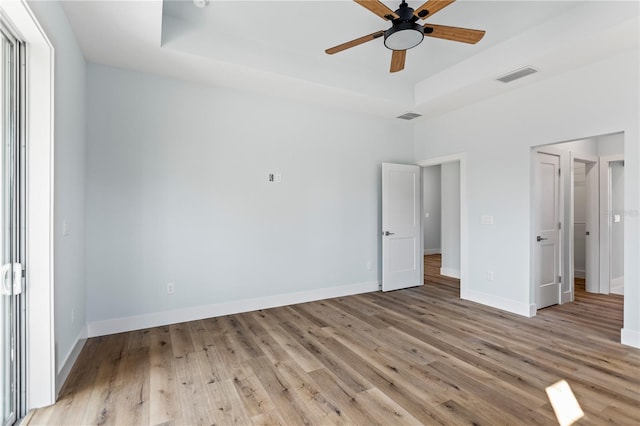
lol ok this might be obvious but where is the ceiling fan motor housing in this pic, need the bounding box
[384,2,424,51]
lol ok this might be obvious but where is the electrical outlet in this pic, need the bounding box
[167,282,175,295]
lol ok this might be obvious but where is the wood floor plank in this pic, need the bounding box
[149,327,181,426]
[272,360,348,425]
[246,356,318,426]
[173,351,216,425]
[113,346,150,425]
[205,378,252,425]
[306,368,383,426]
[169,323,195,358]
[27,255,639,425]
[229,365,276,417]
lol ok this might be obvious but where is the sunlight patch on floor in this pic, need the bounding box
[545,380,584,426]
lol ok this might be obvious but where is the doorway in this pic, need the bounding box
[419,156,464,298]
[531,133,625,311]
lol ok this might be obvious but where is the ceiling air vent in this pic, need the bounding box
[396,112,422,120]
[496,66,538,83]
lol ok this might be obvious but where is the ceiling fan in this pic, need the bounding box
[326,0,486,73]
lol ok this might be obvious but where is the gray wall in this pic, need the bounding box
[85,64,414,324]
[422,165,441,253]
[28,0,87,378]
[440,162,460,277]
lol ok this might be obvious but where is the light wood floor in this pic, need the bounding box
[25,255,639,425]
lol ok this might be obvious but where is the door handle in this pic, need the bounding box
[1,263,12,295]
[383,231,395,236]
[536,236,548,242]
[1,263,23,295]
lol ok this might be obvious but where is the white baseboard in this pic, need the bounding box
[463,289,534,318]
[610,276,624,295]
[440,267,460,279]
[574,269,585,279]
[424,248,441,255]
[621,328,640,349]
[56,325,88,396]
[87,281,380,338]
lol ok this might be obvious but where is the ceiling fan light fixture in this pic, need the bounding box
[384,22,424,50]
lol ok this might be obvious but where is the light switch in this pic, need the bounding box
[63,221,70,236]
[614,215,621,223]
[425,212,430,219]
[268,173,282,183]
[481,215,494,225]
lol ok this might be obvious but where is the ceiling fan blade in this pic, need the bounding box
[325,30,384,55]
[390,50,406,73]
[354,0,400,20]
[424,24,486,44]
[414,0,455,19]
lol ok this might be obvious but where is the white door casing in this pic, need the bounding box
[382,163,422,292]
[535,153,561,309]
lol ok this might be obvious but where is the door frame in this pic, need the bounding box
[417,153,467,298]
[599,154,625,294]
[2,0,56,409]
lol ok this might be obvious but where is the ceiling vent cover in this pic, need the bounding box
[497,66,538,83]
[397,112,422,120]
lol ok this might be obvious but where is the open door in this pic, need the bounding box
[382,163,422,291]
[535,152,561,309]
[583,161,599,292]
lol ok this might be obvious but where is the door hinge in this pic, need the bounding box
[558,222,562,229]
[558,276,562,283]
[558,168,561,176]
[586,231,590,236]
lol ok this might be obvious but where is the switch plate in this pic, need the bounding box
[268,173,282,183]
[367,261,373,270]
[487,271,494,281]
[425,212,430,219]
[481,215,494,225]
[167,282,175,295]
[63,220,70,236]
[614,215,621,223]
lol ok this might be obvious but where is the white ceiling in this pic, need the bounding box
[60,0,639,119]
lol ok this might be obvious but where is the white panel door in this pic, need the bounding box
[584,161,599,293]
[382,163,422,292]
[535,153,561,309]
